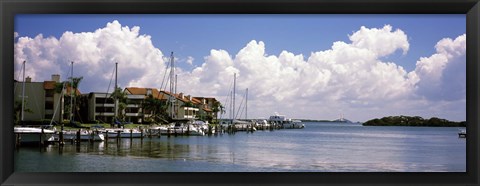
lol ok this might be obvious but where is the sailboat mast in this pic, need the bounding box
[169,52,175,119]
[70,61,74,122]
[246,88,248,120]
[114,62,118,120]
[233,73,236,121]
[21,61,26,122]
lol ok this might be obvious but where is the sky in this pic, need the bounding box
[13,14,466,122]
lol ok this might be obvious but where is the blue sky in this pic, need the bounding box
[14,14,466,121]
[15,14,465,72]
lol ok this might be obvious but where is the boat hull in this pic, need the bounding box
[14,127,55,144]
[103,129,144,138]
[58,131,105,141]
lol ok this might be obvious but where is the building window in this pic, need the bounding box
[45,101,54,110]
[45,90,54,97]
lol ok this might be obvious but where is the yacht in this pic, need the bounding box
[268,113,305,129]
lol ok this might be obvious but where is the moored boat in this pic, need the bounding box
[254,119,270,130]
[458,129,466,138]
[14,127,56,144]
[268,113,305,129]
[102,128,144,138]
[59,129,105,141]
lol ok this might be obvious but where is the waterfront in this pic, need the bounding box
[15,122,466,172]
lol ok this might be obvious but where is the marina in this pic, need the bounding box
[10,15,468,174]
[14,122,466,172]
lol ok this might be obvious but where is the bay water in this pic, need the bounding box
[14,122,466,172]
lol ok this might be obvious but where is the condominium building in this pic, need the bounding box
[13,74,76,124]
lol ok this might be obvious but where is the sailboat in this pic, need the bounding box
[54,62,104,141]
[102,62,143,138]
[223,74,256,132]
[14,61,56,144]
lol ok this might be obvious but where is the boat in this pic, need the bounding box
[254,119,271,130]
[233,120,256,132]
[102,128,144,138]
[13,61,56,144]
[458,129,466,138]
[59,129,105,141]
[172,122,205,136]
[268,113,305,129]
[14,127,56,144]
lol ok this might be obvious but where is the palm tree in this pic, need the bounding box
[143,94,160,123]
[110,87,127,122]
[212,101,224,123]
[70,77,83,122]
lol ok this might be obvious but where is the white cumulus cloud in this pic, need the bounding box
[15,20,167,92]
[14,21,465,121]
[411,34,466,101]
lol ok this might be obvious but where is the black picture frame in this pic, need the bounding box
[1,0,479,185]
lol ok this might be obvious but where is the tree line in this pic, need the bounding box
[363,115,466,127]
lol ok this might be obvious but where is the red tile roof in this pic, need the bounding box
[43,81,56,90]
[125,87,169,100]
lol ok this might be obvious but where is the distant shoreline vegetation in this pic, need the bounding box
[363,116,466,127]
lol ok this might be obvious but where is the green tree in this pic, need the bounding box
[211,101,224,123]
[13,100,33,125]
[143,94,161,123]
[110,87,127,122]
[70,77,83,122]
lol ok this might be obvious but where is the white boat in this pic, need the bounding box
[102,128,144,138]
[191,120,215,135]
[148,125,169,136]
[268,113,305,129]
[187,124,205,136]
[171,123,205,136]
[254,119,271,130]
[155,124,175,135]
[59,129,105,141]
[14,127,56,144]
[233,120,256,132]
[458,129,466,138]
[14,62,56,144]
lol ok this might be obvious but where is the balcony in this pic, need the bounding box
[95,112,114,116]
[127,104,141,108]
[126,113,142,117]
[96,103,114,107]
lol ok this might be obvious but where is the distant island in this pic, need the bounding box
[363,115,466,127]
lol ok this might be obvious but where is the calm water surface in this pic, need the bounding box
[15,122,466,172]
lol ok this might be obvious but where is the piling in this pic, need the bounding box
[76,129,81,144]
[71,132,74,144]
[39,128,46,147]
[105,131,109,146]
[117,130,121,143]
[15,134,21,149]
[168,128,171,138]
[59,131,65,146]
[90,130,94,144]
[187,125,190,136]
